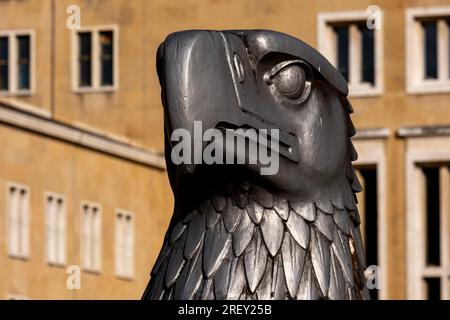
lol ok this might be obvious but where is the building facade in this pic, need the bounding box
[1,0,450,299]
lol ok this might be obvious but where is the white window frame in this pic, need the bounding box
[80,200,102,273]
[0,29,35,96]
[353,137,388,299]
[44,191,66,266]
[317,11,384,97]
[6,182,30,259]
[406,7,450,94]
[406,137,450,299]
[115,209,135,280]
[71,25,119,93]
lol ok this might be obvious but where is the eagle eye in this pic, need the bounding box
[264,60,312,105]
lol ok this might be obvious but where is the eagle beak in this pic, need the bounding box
[157,31,238,174]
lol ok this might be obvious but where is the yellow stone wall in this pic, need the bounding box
[1,0,450,299]
[0,124,172,299]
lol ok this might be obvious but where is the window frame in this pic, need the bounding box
[406,6,450,94]
[80,200,102,273]
[44,191,67,267]
[71,25,119,93]
[6,182,30,260]
[406,137,450,299]
[317,10,384,97]
[115,208,135,280]
[352,137,389,299]
[0,29,35,96]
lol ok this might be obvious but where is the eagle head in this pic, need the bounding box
[157,30,358,215]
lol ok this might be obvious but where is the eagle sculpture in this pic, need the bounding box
[142,30,369,300]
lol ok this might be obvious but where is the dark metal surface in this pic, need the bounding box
[143,30,369,300]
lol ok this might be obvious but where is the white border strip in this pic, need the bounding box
[398,125,450,138]
[353,127,390,140]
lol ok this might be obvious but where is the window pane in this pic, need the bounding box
[423,167,440,266]
[46,196,55,263]
[333,25,349,81]
[0,37,8,91]
[422,21,438,79]
[359,167,378,300]
[100,31,113,86]
[359,25,375,85]
[17,35,30,90]
[78,32,92,87]
[448,21,450,79]
[425,278,440,300]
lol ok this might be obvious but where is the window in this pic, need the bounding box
[6,183,30,259]
[78,32,92,87]
[81,201,102,272]
[405,136,450,299]
[334,25,349,81]
[72,26,118,92]
[45,192,66,266]
[100,31,114,86]
[0,30,34,95]
[317,11,383,97]
[418,165,449,300]
[17,35,30,90]
[0,36,9,91]
[406,7,450,93]
[352,136,388,299]
[115,209,134,279]
[355,166,379,300]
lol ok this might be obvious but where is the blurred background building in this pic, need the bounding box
[0,0,449,300]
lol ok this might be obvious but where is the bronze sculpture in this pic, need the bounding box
[142,30,369,300]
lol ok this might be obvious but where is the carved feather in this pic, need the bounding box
[174,245,203,299]
[214,257,233,300]
[260,208,284,257]
[211,193,226,212]
[331,194,345,210]
[200,199,220,229]
[244,229,268,292]
[281,231,306,298]
[164,231,187,288]
[315,198,334,214]
[273,196,289,220]
[331,228,354,286]
[223,198,242,233]
[328,252,346,300]
[255,257,273,300]
[333,207,352,236]
[247,201,264,224]
[271,254,288,299]
[200,278,214,300]
[169,222,186,245]
[232,185,248,208]
[314,208,336,241]
[232,208,255,256]
[296,258,321,300]
[310,227,331,297]
[285,210,310,250]
[249,185,274,208]
[184,211,205,259]
[227,257,247,299]
[289,201,316,222]
[203,217,232,278]
[146,258,168,299]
